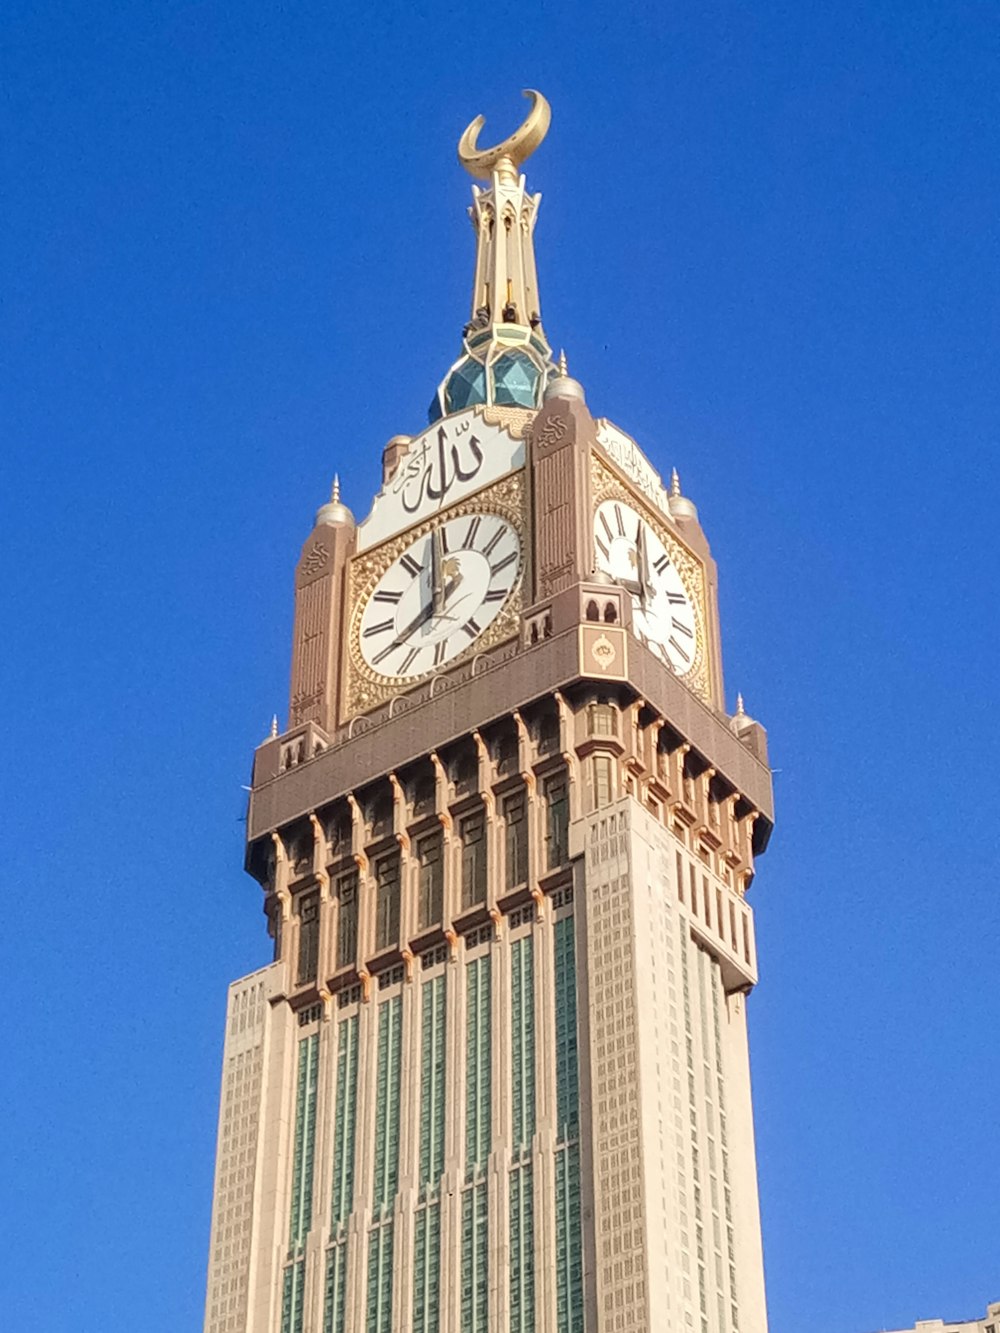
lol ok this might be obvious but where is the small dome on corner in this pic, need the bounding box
[315,476,355,529]
[544,348,586,403]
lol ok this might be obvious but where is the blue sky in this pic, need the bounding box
[2,2,998,1330]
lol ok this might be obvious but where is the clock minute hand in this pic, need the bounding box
[636,522,654,606]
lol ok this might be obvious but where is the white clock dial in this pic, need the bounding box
[358,513,522,680]
[593,498,698,675]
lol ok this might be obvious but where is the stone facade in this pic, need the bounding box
[203,96,775,1333]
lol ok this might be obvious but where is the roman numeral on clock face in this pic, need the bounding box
[363,619,394,638]
[665,591,686,605]
[400,552,422,578]
[462,516,482,549]
[482,526,505,557]
[490,552,517,576]
[372,589,402,605]
[400,647,420,673]
[483,587,506,603]
[653,554,671,575]
[462,618,482,639]
[372,640,399,666]
[668,635,691,664]
[671,617,694,638]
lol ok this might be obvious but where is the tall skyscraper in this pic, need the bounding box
[203,90,774,1333]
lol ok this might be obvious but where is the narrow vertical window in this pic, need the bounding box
[544,773,569,869]
[296,893,320,985]
[366,1222,394,1333]
[555,1144,583,1333]
[465,955,491,1172]
[553,918,579,1140]
[288,1033,319,1249]
[323,1242,348,1333]
[335,870,358,968]
[503,790,528,888]
[330,1015,359,1228]
[460,1181,489,1332]
[510,936,535,1150]
[374,853,400,953]
[372,996,402,1209]
[412,1204,441,1333]
[553,915,583,1333]
[419,975,446,1187]
[460,810,487,909]
[590,754,613,810]
[417,830,444,929]
[509,1164,535,1333]
[281,1260,306,1333]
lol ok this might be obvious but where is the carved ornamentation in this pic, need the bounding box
[301,541,330,577]
[480,404,536,438]
[532,414,568,450]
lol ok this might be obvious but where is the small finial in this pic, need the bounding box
[269,715,279,739]
[331,475,340,502]
[670,468,681,498]
[557,348,568,377]
[736,693,745,717]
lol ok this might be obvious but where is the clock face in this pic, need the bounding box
[593,498,699,675]
[357,512,522,680]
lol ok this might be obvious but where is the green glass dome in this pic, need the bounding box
[492,350,539,407]
[446,357,487,411]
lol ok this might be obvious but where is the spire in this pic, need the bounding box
[430,92,556,422]
[315,475,354,529]
[459,90,550,337]
[557,348,568,376]
[668,467,699,523]
[269,715,279,739]
[736,693,745,717]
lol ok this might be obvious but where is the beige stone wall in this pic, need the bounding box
[581,795,768,1333]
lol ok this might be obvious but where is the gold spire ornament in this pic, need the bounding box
[458,89,551,182]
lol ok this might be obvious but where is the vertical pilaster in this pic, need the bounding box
[526,392,597,604]
[289,515,355,733]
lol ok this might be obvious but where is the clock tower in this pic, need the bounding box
[203,91,774,1333]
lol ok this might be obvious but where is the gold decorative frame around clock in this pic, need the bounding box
[590,454,712,702]
[345,470,526,716]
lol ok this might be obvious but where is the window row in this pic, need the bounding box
[292,775,570,983]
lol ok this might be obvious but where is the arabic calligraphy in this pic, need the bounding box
[398,422,485,514]
[355,409,525,553]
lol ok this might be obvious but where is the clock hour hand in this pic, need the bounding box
[430,527,445,615]
[389,594,438,649]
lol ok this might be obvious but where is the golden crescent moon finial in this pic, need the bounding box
[458,89,551,181]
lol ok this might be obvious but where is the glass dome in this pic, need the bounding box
[445,357,487,412]
[492,350,539,408]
